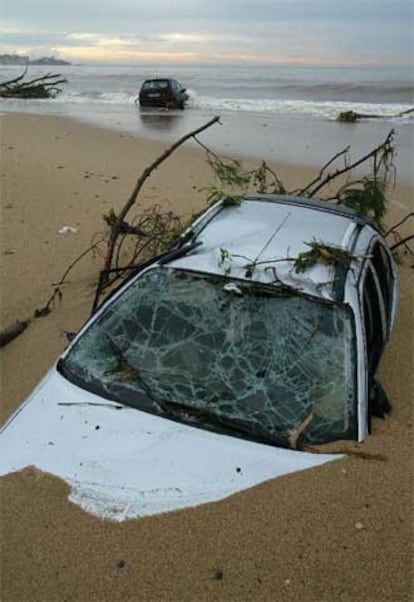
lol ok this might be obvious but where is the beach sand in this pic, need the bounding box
[1,113,413,601]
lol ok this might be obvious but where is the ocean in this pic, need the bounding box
[1,63,413,181]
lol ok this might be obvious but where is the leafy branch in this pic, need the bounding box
[217,241,363,282]
[195,134,286,205]
[45,127,412,308]
[5,120,411,349]
[292,241,360,274]
[296,129,395,199]
[102,116,221,283]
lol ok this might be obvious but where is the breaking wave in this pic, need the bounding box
[48,88,413,123]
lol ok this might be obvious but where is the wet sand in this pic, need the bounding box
[1,113,413,601]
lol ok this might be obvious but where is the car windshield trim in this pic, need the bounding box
[59,267,357,448]
[58,357,291,448]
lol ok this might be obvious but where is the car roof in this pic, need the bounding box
[169,194,379,302]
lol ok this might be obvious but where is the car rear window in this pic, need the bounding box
[142,80,169,91]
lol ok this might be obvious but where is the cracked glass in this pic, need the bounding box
[62,267,357,446]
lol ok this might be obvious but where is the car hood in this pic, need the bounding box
[0,368,338,521]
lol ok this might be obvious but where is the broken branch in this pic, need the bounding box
[385,212,414,237]
[390,234,414,252]
[103,116,221,278]
[0,69,67,98]
[0,320,30,348]
[299,130,395,198]
[297,146,350,197]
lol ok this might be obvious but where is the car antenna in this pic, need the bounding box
[253,212,291,264]
[244,212,291,277]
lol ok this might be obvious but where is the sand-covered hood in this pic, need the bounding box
[0,368,336,521]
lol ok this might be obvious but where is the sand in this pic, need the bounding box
[1,112,413,601]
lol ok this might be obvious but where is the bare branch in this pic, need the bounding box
[0,67,28,88]
[296,146,350,196]
[302,130,395,198]
[390,234,414,252]
[103,116,221,276]
[385,212,414,237]
[35,236,106,316]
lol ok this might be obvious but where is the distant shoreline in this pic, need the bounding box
[0,54,70,66]
[0,62,412,184]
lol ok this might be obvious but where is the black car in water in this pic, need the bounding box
[138,78,189,109]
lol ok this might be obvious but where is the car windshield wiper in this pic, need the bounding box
[154,399,290,449]
[59,355,291,449]
[60,335,290,449]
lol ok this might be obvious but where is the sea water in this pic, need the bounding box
[1,63,413,182]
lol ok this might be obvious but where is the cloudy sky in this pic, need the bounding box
[1,0,413,66]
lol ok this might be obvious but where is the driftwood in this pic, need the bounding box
[0,68,67,99]
[0,320,30,348]
[337,108,414,123]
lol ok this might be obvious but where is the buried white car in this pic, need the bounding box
[0,194,398,520]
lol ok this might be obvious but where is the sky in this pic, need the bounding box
[1,0,413,67]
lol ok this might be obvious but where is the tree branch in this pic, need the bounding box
[300,130,395,198]
[390,235,414,252]
[297,147,350,196]
[103,116,221,276]
[385,212,414,237]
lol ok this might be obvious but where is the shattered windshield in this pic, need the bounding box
[61,267,357,447]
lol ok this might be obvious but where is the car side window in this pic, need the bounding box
[371,242,394,328]
[362,265,386,375]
